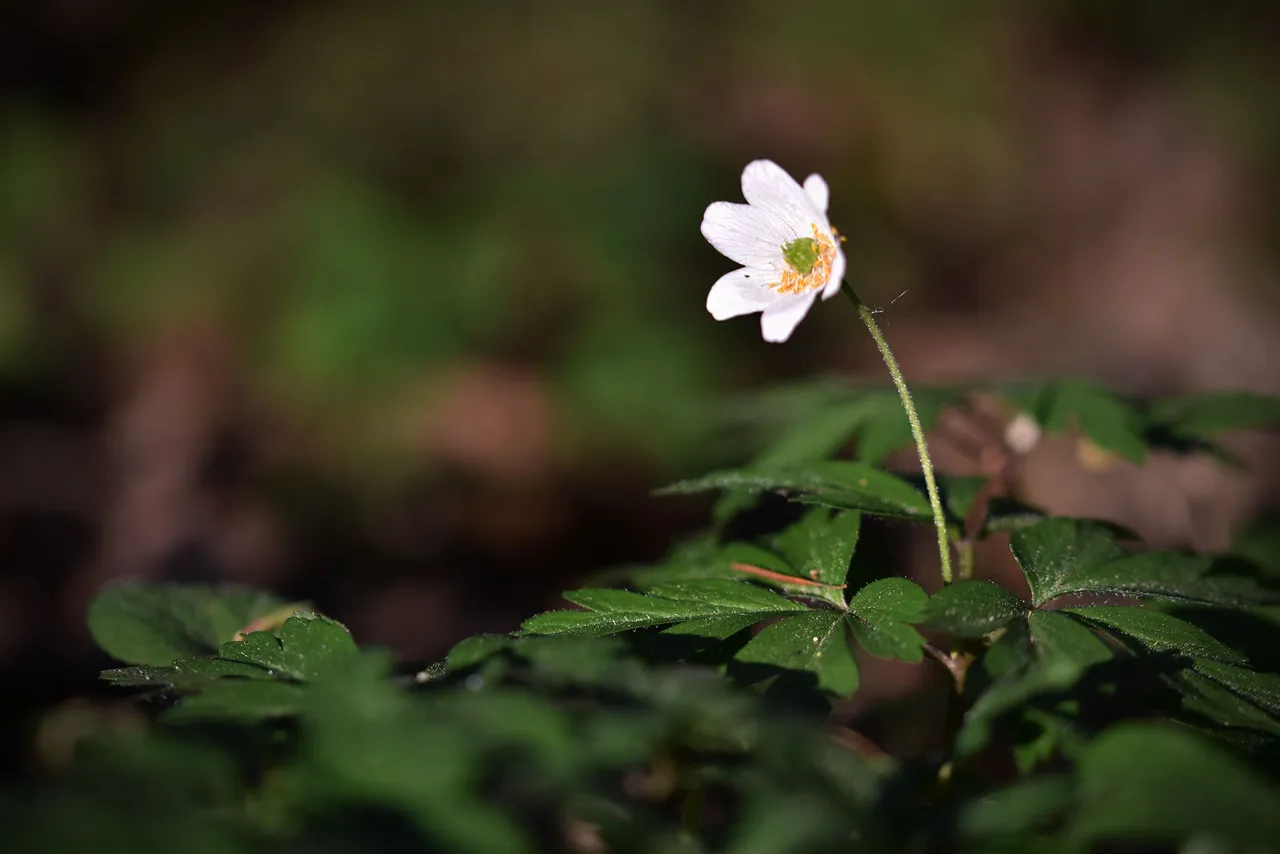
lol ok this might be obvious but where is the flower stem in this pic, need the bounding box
[842,284,952,585]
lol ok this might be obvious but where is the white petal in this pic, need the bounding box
[759,292,817,343]
[741,160,821,238]
[701,201,788,269]
[803,174,829,214]
[706,267,778,320]
[822,247,847,300]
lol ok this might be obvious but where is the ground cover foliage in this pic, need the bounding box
[7,379,1280,854]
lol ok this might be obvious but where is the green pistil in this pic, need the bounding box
[782,237,820,275]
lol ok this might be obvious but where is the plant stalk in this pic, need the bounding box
[842,284,952,584]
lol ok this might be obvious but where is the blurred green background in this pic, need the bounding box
[4,0,1280,775]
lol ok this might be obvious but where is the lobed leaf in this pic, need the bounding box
[1052,552,1277,607]
[658,461,931,520]
[920,580,1027,638]
[1171,660,1280,736]
[446,634,510,671]
[956,613,1112,758]
[735,611,858,696]
[521,580,807,638]
[1026,610,1113,669]
[846,578,928,663]
[847,577,928,624]
[1066,606,1249,666]
[101,659,274,691]
[710,400,872,523]
[1009,519,1126,606]
[88,582,287,666]
[218,613,359,681]
[770,508,861,591]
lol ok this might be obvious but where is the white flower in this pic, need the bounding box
[701,160,847,343]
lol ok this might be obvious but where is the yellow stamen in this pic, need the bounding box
[773,224,837,295]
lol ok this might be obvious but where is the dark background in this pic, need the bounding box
[3,0,1280,777]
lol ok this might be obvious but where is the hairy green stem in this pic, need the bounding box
[842,284,953,585]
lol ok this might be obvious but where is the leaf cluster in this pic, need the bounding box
[9,380,1280,853]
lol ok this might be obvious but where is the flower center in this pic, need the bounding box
[782,237,821,275]
[774,224,837,295]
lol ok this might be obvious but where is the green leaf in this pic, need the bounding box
[706,386,960,522]
[1067,606,1280,736]
[1011,518,1276,609]
[847,618,927,662]
[1065,605,1249,665]
[1066,724,1280,849]
[618,541,791,589]
[770,508,861,590]
[525,576,925,698]
[98,613,364,725]
[88,582,287,666]
[161,680,308,723]
[1171,660,1280,736]
[658,461,931,520]
[957,619,1093,759]
[1054,552,1276,607]
[508,637,639,688]
[218,613,359,680]
[712,402,869,523]
[1149,391,1280,437]
[300,658,538,854]
[446,634,510,671]
[1009,519,1126,606]
[957,612,1111,759]
[1039,380,1148,464]
[618,514,859,611]
[1193,659,1280,717]
[920,580,1026,638]
[852,388,957,464]
[1026,610,1113,669]
[735,611,858,695]
[847,578,928,662]
[521,580,807,638]
[848,577,928,623]
[101,659,274,690]
[753,401,870,467]
[5,727,248,852]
